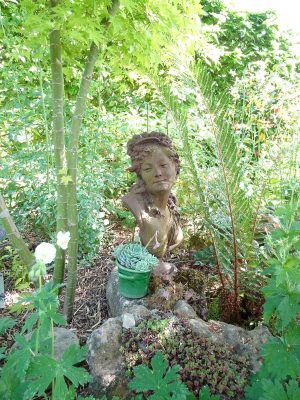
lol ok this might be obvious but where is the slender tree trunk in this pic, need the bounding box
[63,0,120,321]
[0,194,35,269]
[50,26,68,286]
[63,42,100,321]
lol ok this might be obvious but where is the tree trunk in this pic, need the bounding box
[63,42,100,321]
[49,26,68,286]
[0,194,35,269]
[63,0,120,322]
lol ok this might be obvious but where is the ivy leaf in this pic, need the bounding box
[129,351,189,399]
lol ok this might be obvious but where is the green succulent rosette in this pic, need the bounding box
[114,243,159,272]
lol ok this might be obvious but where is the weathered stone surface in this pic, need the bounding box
[106,268,148,317]
[87,317,128,397]
[125,305,151,323]
[188,318,212,338]
[173,300,198,319]
[53,327,79,360]
[122,313,135,329]
[23,327,79,360]
[208,320,271,372]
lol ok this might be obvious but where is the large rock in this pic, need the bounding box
[87,317,128,398]
[173,300,198,319]
[188,318,213,338]
[106,268,148,317]
[53,327,79,360]
[208,320,271,372]
[23,327,79,360]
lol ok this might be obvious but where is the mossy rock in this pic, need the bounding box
[174,267,206,294]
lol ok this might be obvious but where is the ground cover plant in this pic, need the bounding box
[122,316,252,399]
[1,0,300,398]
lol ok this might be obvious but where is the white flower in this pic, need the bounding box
[239,181,245,190]
[103,219,110,226]
[92,223,97,230]
[245,185,254,198]
[99,211,106,218]
[35,242,56,264]
[56,231,71,250]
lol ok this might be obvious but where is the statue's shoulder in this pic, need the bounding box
[122,191,145,223]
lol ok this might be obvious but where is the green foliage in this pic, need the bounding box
[129,350,190,399]
[122,317,251,398]
[0,316,17,335]
[0,245,29,289]
[245,201,300,399]
[114,243,159,271]
[0,281,90,400]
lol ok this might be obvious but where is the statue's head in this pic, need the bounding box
[127,132,180,195]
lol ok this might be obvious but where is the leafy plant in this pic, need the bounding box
[0,267,90,399]
[114,243,159,272]
[129,350,190,399]
[122,316,251,398]
[245,201,300,399]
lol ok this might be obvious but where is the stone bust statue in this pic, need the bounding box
[122,132,183,264]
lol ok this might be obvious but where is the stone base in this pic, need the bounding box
[87,268,271,398]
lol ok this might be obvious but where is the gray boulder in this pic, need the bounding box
[87,317,128,398]
[173,300,198,319]
[208,320,271,372]
[52,327,79,360]
[21,327,79,361]
[188,318,213,338]
[106,268,148,317]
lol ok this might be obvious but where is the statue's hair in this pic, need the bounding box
[127,132,180,219]
[127,131,180,176]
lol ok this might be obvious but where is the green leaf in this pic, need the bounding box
[21,311,39,334]
[0,317,17,334]
[262,338,300,380]
[199,385,221,399]
[129,351,189,399]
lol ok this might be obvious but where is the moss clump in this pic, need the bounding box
[121,316,251,399]
[174,268,206,294]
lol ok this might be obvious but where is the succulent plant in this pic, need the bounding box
[114,243,158,272]
[121,315,252,399]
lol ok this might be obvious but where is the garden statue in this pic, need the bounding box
[122,132,183,275]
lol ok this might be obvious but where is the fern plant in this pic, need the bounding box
[152,62,256,319]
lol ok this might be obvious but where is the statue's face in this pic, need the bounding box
[140,147,177,195]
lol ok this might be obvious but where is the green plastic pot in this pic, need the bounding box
[117,261,151,299]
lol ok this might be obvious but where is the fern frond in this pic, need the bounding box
[151,61,256,313]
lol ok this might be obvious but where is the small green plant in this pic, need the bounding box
[0,242,91,400]
[114,243,159,272]
[0,245,30,289]
[129,350,191,399]
[122,316,251,398]
[245,201,300,399]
